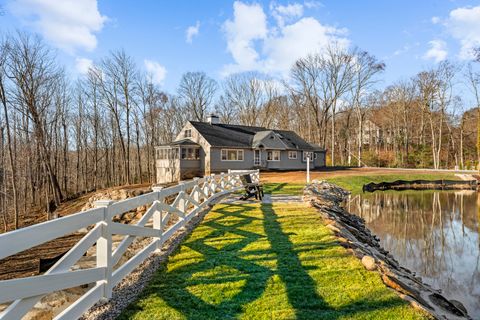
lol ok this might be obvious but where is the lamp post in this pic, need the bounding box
[306,152,311,184]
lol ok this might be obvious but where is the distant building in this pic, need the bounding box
[155,115,326,183]
[360,119,382,145]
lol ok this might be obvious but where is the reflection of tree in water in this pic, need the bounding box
[348,190,480,316]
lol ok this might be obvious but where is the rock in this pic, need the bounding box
[337,237,349,243]
[429,293,468,317]
[450,300,468,316]
[326,224,341,233]
[24,308,53,320]
[361,255,376,271]
[323,218,336,225]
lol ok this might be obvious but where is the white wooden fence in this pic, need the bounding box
[0,170,259,320]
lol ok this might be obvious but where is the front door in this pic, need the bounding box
[254,149,261,166]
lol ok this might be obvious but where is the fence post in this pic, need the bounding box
[203,175,210,199]
[178,182,187,223]
[210,173,217,196]
[193,178,200,203]
[220,172,226,191]
[93,199,115,300]
[152,187,164,252]
[226,170,232,190]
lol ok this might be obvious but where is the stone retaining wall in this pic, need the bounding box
[304,181,471,320]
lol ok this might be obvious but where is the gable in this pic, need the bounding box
[175,122,211,149]
[252,131,288,149]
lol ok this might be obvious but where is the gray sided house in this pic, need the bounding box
[155,115,326,184]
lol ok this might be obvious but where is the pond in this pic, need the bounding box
[347,190,480,318]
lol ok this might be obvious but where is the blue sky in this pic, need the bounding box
[1,0,480,97]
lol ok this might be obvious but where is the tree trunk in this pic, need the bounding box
[1,89,19,229]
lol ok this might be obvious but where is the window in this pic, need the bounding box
[267,150,280,161]
[181,147,200,160]
[184,129,192,138]
[303,151,313,162]
[221,149,244,161]
[288,151,297,159]
[157,149,169,160]
[314,153,318,159]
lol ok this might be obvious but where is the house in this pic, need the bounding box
[360,119,382,145]
[155,115,326,184]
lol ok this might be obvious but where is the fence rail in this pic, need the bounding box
[0,170,259,320]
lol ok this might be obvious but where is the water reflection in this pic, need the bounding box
[348,190,480,317]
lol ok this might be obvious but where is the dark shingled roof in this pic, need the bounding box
[189,121,324,151]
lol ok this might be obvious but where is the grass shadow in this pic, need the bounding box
[261,203,330,318]
[119,202,423,320]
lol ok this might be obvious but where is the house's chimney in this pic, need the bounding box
[207,114,219,124]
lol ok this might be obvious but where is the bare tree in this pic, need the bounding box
[215,95,237,124]
[223,73,263,126]
[0,38,18,229]
[178,72,217,121]
[466,62,480,169]
[349,49,385,166]
[322,44,356,166]
[7,33,64,207]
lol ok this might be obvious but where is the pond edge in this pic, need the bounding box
[304,180,472,320]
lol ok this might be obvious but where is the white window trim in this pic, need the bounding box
[221,149,244,161]
[288,151,297,160]
[184,129,192,138]
[267,150,281,161]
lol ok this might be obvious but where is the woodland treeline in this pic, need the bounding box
[1,32,480,231]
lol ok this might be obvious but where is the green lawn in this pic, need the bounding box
[263,172,458,196]
[326,173,457,194]
[119,201,428,320]
[262,183,305,195]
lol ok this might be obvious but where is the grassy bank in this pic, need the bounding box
[119,202,428,319]
[326,172,457,194]
[263,172,458,195]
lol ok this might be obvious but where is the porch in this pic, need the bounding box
[155,139,203,184]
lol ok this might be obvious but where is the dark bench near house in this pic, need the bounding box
[239,174,264,200]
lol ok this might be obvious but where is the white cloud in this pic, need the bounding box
[431,16,441,24]
[304,1,322,9]
[144,59,167,86]
[271,3,303,26]
[445,5,480,59]
[263,17,349,73]
[423,40,448,63]
[393,45,410,56]
[75,57,93,74]
[9,0,107,53]
[186,21,200,43]
[223,1,268,73]
[222,1,349,77]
